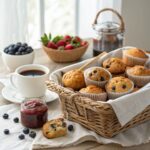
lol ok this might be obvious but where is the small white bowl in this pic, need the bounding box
[2,50,34,72]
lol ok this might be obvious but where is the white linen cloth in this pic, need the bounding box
[50,46,150,126]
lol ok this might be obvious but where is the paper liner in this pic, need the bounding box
[123,51,148,67]
[106,81,134,99]
[126,69,150,87]
[84,67,112,88]
[79,92,107,101]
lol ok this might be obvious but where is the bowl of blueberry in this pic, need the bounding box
[2,42,34,71]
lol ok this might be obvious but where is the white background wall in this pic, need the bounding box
[121,0,150,50]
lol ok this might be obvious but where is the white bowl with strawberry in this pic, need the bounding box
[41,34,88,63]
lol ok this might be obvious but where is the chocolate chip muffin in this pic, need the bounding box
[84,67,112,88]
[126,65,150,87]
[106,76,134,99]
[103,57,126,74]
[123,48,148,66]
[62,69,85,90]
[79,85,107,101]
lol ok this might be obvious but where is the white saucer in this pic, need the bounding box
[1,86,59,104]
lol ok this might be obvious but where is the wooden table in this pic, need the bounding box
[0,40,149,150]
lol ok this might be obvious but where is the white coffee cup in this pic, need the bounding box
[10,64,49,98]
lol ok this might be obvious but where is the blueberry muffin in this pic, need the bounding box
[103,58,126,74]
[79,85,107,101]
[62,69,85,90]
[42,118,67,139]
[123,48,148,66]
[106,76,134,99]
[126,65,150,87]
[84,67,112,88]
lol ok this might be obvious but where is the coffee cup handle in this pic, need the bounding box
[10,73,18,90]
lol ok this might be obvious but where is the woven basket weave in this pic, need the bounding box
[46,81,150,137]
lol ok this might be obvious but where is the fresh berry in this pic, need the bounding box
[74,36,82,43]
[4,129,10,135]
[23,128,30,134]
[68,125,74,131]
[13,117,19,123]
[47,42,58,49]
[29,131,36,138]
[81,41,87,46]
[65,44,74,50]
[64,35,71,42]
[3,113,9,119]
[18,134,25,140]
[56,40,66,47]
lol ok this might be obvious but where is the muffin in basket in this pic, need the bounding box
[79,85,107,101]
[84,67,112,88]
[103,57,126,74]
[126,65,150,87]
[106,76,134,99]
[123,48,148,66]
[62,69,85,90]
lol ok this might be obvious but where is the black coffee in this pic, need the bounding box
[20,70,45,77]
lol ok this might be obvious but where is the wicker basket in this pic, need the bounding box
[42,43,88,63]
[46,81,150,138]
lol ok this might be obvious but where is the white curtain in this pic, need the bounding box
[0,0,28,51]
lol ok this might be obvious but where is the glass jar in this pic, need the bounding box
[92,8,125,56]
[21,97,48,128]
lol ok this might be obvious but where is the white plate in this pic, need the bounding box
[1,86,59,104]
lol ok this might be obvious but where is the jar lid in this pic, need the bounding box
[93,21,123,34]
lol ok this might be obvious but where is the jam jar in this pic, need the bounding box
[92,8,125,56]
[21,98,48,128]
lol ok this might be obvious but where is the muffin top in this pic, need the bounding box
[87,67,110,82]
[103,57,126,74]
[106,76,133,93]
[125,48,148,59]
[127,65,150,76]
[62,69,85,90]
[79,85,104,94]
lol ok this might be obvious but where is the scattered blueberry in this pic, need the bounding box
[23,128,29,134]
[68,125,74,131]
[3,113,9,119]
[4,129,9,135]
[29,131,36,138]
[18,134,25,140]
[13,117,19,123]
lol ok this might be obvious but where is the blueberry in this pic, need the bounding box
[68,125,74,131]
[16,42,22,47]
[18,47,24,52]
[4,129,9,135]
[18,134,25,140]
[23,128,29,134]
[29,131,36,138]
[26,48,32,53]
[3,113,9,119]
[8,51,14,55]
[27,46,33,52]
[15,52,21,55]
[4,48,9,53]
[22,43,28,47]
[13,117,19,123]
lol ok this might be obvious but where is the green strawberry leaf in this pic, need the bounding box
[48,33,51,41]
[52,36,63,43]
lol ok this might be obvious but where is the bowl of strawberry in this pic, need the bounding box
[41,33,88,63]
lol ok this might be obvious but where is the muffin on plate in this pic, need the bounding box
[123,48,148,66]
[126,65,150,87]
[62,69,85,90]
[84,67,112,88]
[103,57,126,74]
[79,85,107,101]
[106,76,134,99]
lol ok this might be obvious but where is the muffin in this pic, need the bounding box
[106,76,134,99]
[123,48,148,66]
[79,85,107,101]
[103,57,126,74]
[126,65,150,87]
[84,67,112,88]
[62,69,85,90]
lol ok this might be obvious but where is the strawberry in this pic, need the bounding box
[65,44,74,50]
[57,40,66,47]
[81,41,88,46]
[64,35,71,42]
[47,42,57,49]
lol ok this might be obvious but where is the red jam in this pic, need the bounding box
[21,99,48,128]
